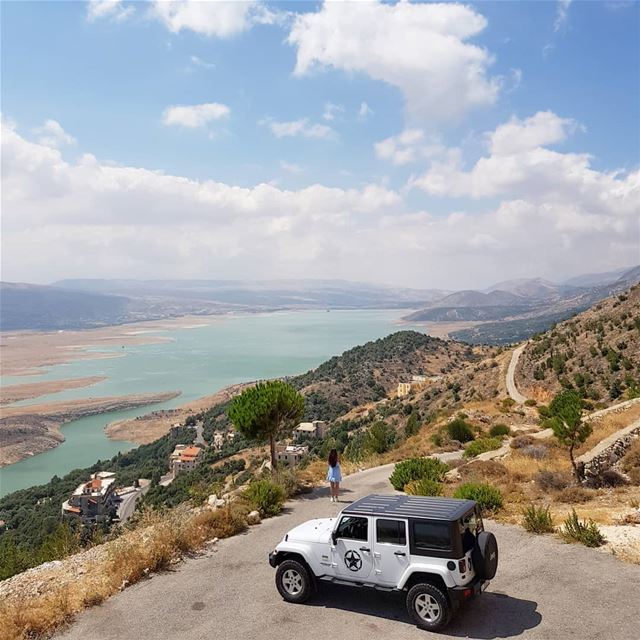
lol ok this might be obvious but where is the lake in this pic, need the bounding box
[0,310,420,496]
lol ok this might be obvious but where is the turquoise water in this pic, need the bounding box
[0,310,418,496]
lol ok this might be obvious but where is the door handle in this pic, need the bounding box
[359,547,370,552]
[394,551,406,556]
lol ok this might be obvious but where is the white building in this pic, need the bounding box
[276,444,309,466]
[170,445,202,477]
[295,420,327,440]
[62,471,117,523]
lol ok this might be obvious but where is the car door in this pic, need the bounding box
[333,515,374,580]
[373,517,409,586]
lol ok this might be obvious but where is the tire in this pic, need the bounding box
[472,531,499,580]
[275,559,314,604]
[406,583,452,632]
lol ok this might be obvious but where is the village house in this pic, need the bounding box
[170,444,203,477]
[62,471,117,523]
[397,375,443,397]
[276,444,309,466]
[295,420,327,440]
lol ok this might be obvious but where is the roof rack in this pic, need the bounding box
[342,494,475,521]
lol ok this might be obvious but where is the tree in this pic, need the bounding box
[547,390,591,481]
[228,381,304,470]
[405,411,420,438]
[365,421,397,455]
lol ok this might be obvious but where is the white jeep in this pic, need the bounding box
[268,494,498,632]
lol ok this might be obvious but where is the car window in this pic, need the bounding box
[376,519,407,546]
[336,516,368,541]
[413,521,451,551]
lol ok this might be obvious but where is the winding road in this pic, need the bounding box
[506,343,528,404]
[59,463,640,640]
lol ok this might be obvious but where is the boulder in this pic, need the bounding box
[247,510,261,525]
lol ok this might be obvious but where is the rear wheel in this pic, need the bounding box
[406,583,452,632]
[275,559,314,604]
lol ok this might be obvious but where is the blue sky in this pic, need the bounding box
[1,1,639,288]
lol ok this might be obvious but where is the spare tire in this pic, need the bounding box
[472,531,498,580]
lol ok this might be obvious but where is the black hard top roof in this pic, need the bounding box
[342,494,475,521]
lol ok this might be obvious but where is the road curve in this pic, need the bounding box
[506,342,528,404]
[59,464,640,640]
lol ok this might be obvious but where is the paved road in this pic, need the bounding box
[506,343,528,404]
[116,481,150,524]
[59,464,640,640]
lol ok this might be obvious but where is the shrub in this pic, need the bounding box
[522,504,555,533]
[271,468,305,498]
[597,469,628,488]
[430,433,443,448]
[628,468,640,485]
[447,417,475,443]
[521,445,549,460]
[389,458,449,491]
[453,482,503,512]
[489,423,510,437]
[555,486,594,504]
[524,399,537,407]
[404,478,443,497]
[621,439,640,473]
[560,510,606,547]
[535,470,570,491]
[244,479,286,517]
[511,435,534,449]
[463,437,502,458]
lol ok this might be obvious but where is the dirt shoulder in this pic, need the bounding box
[0,391,180,467]
[0,376,107,405]
[106,383,249,444]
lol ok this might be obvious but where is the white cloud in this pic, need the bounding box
[260,117,334,140]
[162,103,230,128]
[357,102,374,121]
[280,161,304,174]
[554,0,572,32]
[375,129,445,166]
[87,0,134,23]
[149,0,263,38]
[288,1,499,122]
[322,102,344,122]
[189,55,216,70]
[2,117,638,288]
[32,120,76,148]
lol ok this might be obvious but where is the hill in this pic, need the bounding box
[515,284,640,404]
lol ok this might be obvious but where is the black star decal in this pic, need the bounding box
[344,550,362,571]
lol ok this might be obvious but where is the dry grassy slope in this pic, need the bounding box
[516,284,640,404]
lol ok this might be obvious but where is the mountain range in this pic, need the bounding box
[1,266,638,342]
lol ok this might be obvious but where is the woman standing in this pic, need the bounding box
[326,449,342,502]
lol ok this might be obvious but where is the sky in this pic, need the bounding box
[1,0,639,290]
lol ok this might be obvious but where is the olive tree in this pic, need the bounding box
[547,389,591,481]
[228,381,304,470]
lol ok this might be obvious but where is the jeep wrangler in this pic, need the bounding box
[268,494,498,631]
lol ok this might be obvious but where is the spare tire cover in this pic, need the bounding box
[472,531,498,580]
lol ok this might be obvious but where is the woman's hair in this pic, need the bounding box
[328,449,338,468]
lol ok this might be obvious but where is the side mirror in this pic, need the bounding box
[331,531,338,545]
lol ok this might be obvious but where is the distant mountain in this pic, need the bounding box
[563,266,636,288]
[484,277,577,301]
[52,279,447,310]
[0,283,131,331]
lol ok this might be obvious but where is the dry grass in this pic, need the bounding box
[0,504,248,640]
[577,403,640,455]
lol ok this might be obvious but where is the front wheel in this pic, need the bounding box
[275,559,314,604]
[406,583,452,632]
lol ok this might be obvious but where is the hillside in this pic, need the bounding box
[516,284,640,404]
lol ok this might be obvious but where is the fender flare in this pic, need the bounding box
[397,564,456,590]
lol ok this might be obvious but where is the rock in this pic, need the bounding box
[207,494,218,507]
[623,510,640,525]
[247,510,261,525]
[445,468,461,482]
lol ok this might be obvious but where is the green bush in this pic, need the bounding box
[560,509,606,547]
[389,458,449,491]
[244,479,286,517]
[524,399,537,407]
[489,423,510,437]
[453,483,503,512]
[463,437,503,458]
[446,417,475,443]
[404,478,443,497]
[522,504,555,533]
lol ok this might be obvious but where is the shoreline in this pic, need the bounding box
[0,391,181,467]
[106,383,250,444]
[0,376,108,406]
